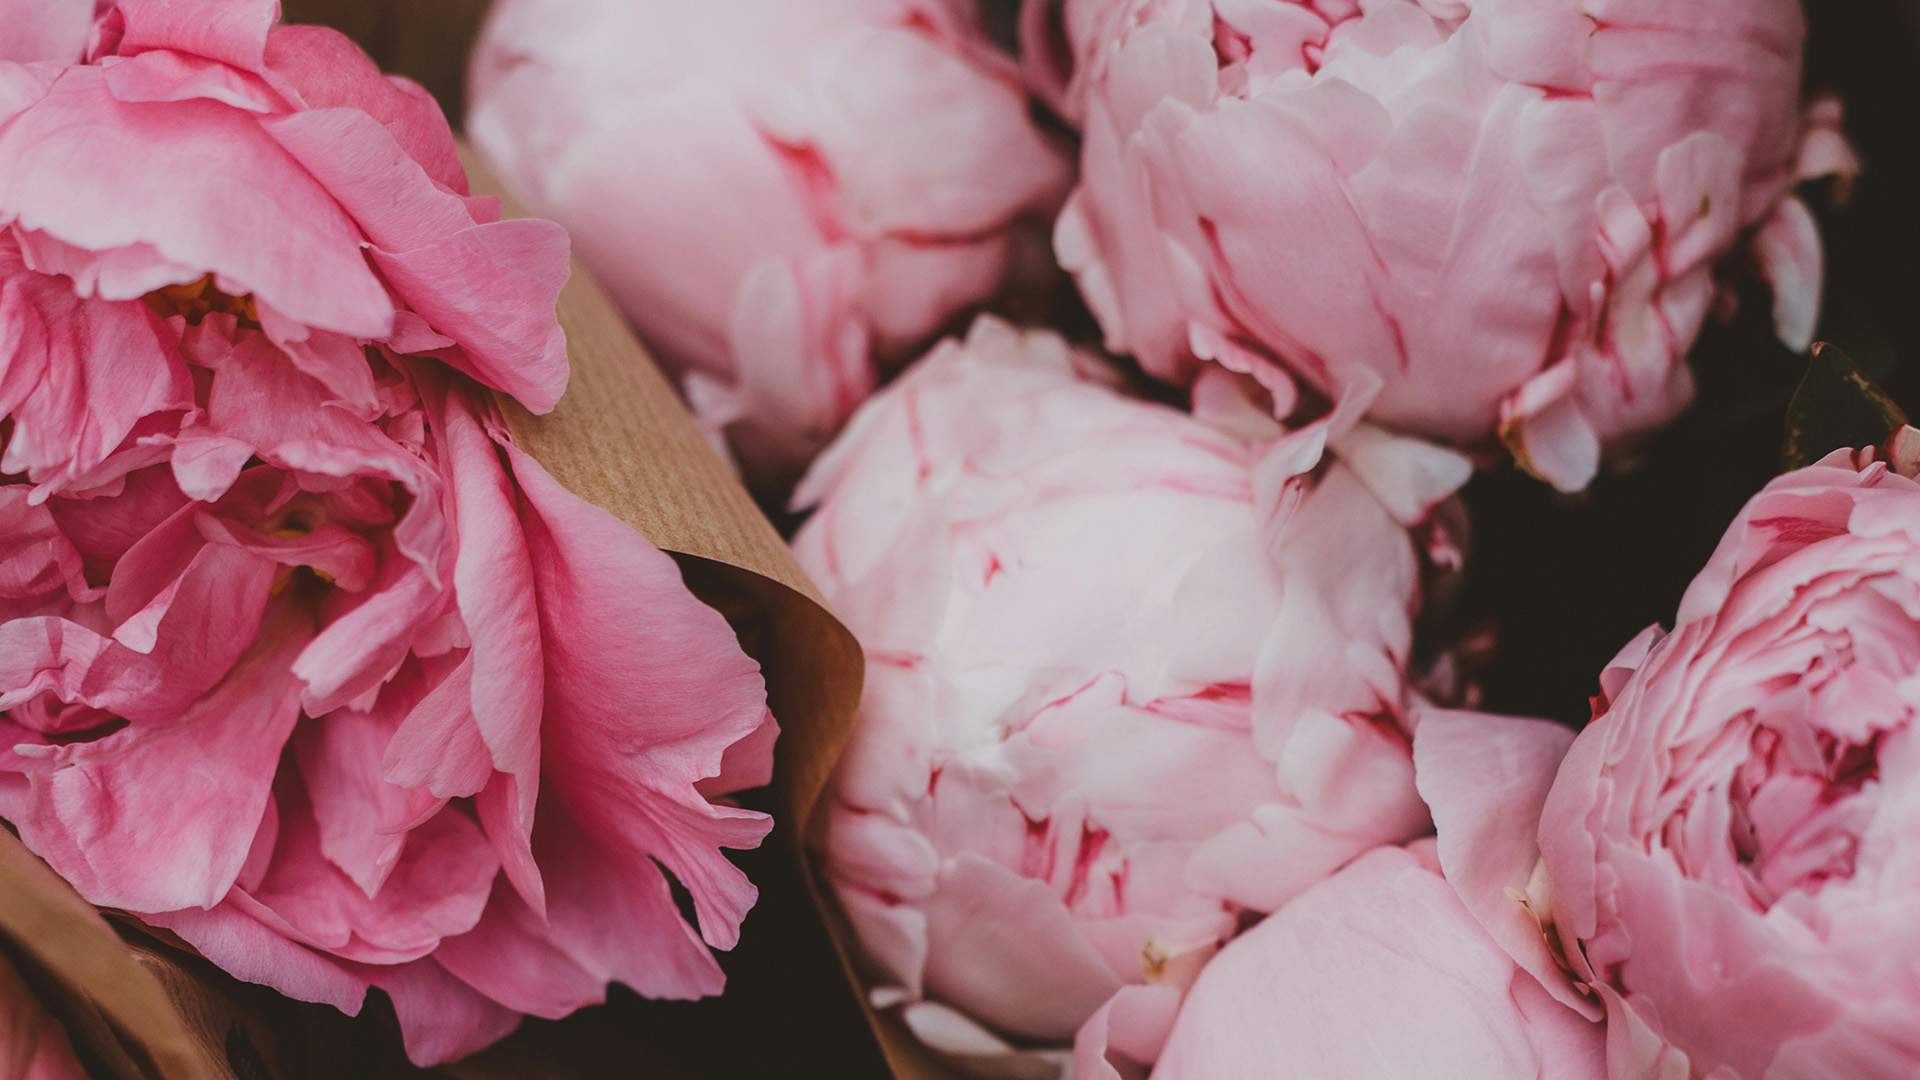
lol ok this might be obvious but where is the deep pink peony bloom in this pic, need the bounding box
[1420,442,1920,1078]
[468,0,1073,491]
[1032,0,1851,491]
[0,1,774,1065]
[793,315,1467,1072]
[1101,842,1604,1080]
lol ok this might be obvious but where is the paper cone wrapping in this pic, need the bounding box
[3,3,977,1074]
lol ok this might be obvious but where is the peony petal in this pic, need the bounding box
[362,959,521,1069]
[1752,195,1824,353]
[506,440,772,954]
[916,855,1123,1043]
[16,604,310,912]
[1152,844,1603,1080]
[0,487,91,606]
[368,221,570,414]
[293,663,447,898]
[466,0,1066,483]
[434,882,605,1020]
[520,809,727,1001]
[147,901,369,1015]
[695,707,779,799]
[98,48,281,112]
[43,464,187,578]
[259,107,476,253]
[242,787,497,966]
[0,68,395,337]
[185,335,426,490]
[260,24,468,194]
[0,268,191,492]
[431,384,542,790]
[0,0,90,64]
[292,561,439,714]
[1414,708,1600,1018]
[113,0,277,71]
[475,770,544,919]
[381,654,493,800]
[1071,984,1181,1080]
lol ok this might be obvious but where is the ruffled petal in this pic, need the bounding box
[14,604,310,911]
[507,440,772,968]
[363,959,521,1069]
[0,68,394,337]
[147,901,369,1016]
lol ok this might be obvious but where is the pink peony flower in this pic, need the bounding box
[1110,842,1605,1080]
[1420,441,1920,1078]
[793,315,1468,1073]
[1033,0,1851,491]
[468,0,1073,491]
[0,1,775,1065]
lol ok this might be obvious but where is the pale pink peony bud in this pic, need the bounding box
[1035,0,1848,491]
[470,0,1073,491]
[794,314,1469,1073]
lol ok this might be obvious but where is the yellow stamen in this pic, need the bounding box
[143,275,261,328]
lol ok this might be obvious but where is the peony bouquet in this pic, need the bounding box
[0,0,800,1067]
[6,0,1917,1078]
